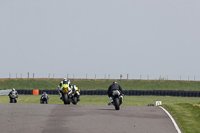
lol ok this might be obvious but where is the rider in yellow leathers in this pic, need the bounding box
[58,78,72,99]
[58,78,80,101]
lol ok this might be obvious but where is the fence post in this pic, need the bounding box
[120,74,122,80]
[33,73,35,79]
[127,74,129,80]
[28,72,29,79]
[95,74,96,81]
[16,73,17,78]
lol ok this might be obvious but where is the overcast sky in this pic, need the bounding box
[0,0,200,80]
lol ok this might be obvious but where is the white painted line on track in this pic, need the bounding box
[159,106,182,133]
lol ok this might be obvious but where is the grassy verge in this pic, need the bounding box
[162,103,200,133]
[0,95,199,106]
[1,79,200,91]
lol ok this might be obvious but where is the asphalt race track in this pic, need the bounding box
[0,103,178,133]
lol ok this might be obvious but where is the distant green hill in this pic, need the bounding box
[0,78,200,91]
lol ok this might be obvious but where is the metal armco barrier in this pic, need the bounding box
[16,90,200,97]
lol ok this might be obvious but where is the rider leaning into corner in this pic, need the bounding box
[58,78,80,101]
[107,81,124,105]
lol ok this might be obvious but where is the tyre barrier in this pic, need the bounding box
[17,90,32,95]
[16,90,200,97]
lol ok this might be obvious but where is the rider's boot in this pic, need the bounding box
[60,93,62,99]
[108,97,113,105]
[77,95,80,101]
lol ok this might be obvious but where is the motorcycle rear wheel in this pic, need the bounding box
[114,98,120,110]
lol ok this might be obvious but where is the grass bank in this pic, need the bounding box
[1,78,200,91]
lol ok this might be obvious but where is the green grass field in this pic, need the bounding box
[1,78,200,91]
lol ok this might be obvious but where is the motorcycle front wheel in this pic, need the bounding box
[10,98,15,103]
[43,100,47,104]
[72,97,78,105]
[63,94,70,104]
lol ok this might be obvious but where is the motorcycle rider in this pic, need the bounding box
[8,88,18,103]
[58,78,72,99]
[107,81,124,105]
[71,84,80,101]
[40,92,49,103]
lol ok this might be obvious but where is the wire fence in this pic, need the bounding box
[0,72,200,81]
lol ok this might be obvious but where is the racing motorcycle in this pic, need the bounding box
[40,93,49,104]
[9,91,18,103]
[112,90,123,110]
[62,85,80,105]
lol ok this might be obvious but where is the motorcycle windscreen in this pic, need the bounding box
[62,84,69,93]
[63,81,69,84]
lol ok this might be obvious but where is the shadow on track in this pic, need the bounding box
[96,109,115,110]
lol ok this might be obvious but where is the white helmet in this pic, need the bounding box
[63,78,67,82]
[12,88,15,91]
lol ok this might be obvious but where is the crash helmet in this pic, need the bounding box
[43,92,46,94]
[113,81,117,84]
[12,88,15,91]
[63,78,67,82]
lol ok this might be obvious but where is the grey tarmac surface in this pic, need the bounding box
[0,103,178,133]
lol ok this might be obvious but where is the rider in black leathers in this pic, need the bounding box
[107,81,124,104]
